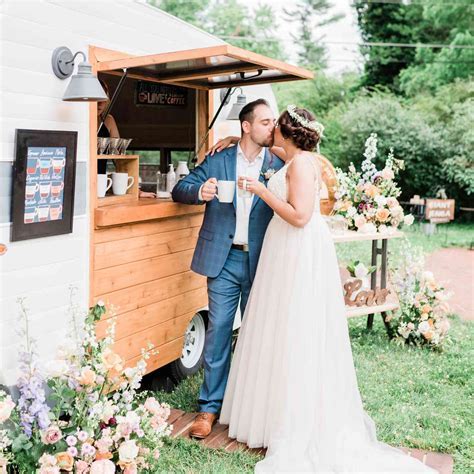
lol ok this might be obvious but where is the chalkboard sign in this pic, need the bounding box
[135,81,187,107]
[11,130,77,241]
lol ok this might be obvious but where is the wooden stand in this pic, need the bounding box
[333,230,403,337]
[96,154,139,207]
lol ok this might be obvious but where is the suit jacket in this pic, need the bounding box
[171,146,284,281]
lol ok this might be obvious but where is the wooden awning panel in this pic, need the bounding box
[96,44,313,89]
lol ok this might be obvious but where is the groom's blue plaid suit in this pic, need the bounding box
[172,146,283,413]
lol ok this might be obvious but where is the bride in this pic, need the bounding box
[218,106,437,473]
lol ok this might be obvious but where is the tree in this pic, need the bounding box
[354,0,423,92]
[151,0,285,59]
[399,1,474,95]
[149,0,209,27]
[283,0,344,69]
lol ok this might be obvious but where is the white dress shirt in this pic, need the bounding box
[233,143,265,245]
[198,143,265,245]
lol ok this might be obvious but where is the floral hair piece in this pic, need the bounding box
[286,104,325,137]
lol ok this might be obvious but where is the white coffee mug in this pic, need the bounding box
[216,180,235,203]
[97,173,113,198]
[238,175,252,198]
[111,172,134,196]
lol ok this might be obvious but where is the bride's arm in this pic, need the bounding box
[241,158,315,228]
[207,136,287,161]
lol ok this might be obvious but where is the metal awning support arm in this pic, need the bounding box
[97,68,128,134]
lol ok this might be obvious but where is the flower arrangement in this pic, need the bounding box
[390,243,451,349]
[0,296,171,473]
[334,133,414,233]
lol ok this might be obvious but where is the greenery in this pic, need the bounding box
[154,314,473,473]
[283,0,344,69]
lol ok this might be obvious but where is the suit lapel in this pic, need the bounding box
[250,148,272,215]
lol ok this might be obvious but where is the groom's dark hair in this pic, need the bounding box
[239,99,270,133]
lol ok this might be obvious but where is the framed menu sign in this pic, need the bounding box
[11,129,77,241]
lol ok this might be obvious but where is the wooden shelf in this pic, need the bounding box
[346,301,399,318]
[95,198,204,227]
[97,194,137,208]
[97,154,139,160]
[332,229,404,243]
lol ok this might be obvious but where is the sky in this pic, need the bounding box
[254,0,363,75]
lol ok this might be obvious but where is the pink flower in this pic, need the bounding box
[77,430,89,442]
[75,460,89,474]
[354,215,367,229]
[67,446,78,457]
[0,396,15,423]
[90,459,115,474]
[381,167,394,180]
[41,425,62,445]
[123,463,137,474]
[143,397,161,415]
[66,435,77,446]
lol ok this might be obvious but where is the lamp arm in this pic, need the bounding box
[66,51,87,65]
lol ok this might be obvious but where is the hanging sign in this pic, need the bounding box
[135,81,188,107]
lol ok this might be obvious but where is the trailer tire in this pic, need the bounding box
[169,311,207,383]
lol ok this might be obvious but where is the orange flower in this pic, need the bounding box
[102,348,124,372]
[421,304,432,314]
[95,452,113,460]
[56,452,74,472]
[78,367,97,386]
[364,183,380,198]
[375,208,390,222]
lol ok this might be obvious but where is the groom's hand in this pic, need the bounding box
[200,178,218,201]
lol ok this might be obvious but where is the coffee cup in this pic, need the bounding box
[25,183,39,200]
[111,172,134,196]
[97,174,113,198]
[215,180,235,203]
[24,207,37,224]
[50,205,63,220]
[238,175,252,198]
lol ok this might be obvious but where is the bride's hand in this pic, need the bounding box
[238,176,266,197]
[206,136,239,156]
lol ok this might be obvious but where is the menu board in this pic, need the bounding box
[24,147,66,224]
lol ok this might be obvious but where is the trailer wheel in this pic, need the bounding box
[169,312,207,382]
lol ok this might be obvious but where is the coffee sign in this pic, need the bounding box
[425,199,455,223]
[135,82,187,107]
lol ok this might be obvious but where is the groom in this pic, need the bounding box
[172,99,283,438]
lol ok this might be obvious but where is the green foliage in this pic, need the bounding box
[153,0,285,59]
[354,0,423,92]
[283,0,344,69]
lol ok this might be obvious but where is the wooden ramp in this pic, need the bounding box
[168,409,453,474]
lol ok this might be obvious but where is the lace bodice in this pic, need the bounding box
[267,154,322,215]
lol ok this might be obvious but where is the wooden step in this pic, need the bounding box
[166,410,452,473]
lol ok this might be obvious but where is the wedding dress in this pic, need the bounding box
[220,155,436,473]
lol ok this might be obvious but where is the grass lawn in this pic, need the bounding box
[152,223,474,473]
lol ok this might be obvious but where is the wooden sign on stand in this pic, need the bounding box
[425,199,455,223]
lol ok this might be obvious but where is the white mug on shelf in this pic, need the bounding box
[97,173,113,198]
[111,172,134,196]
[216,180,235,203]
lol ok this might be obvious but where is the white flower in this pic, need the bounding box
[263,168,276,180]
[359,223,377,234]
[375,195,387,207]
[97,300,105,307]
[347,206,357,217]
[404,214,414,226]
[354,263,369,279]
[90,459,115,474]
[118,440,139,463]
[45,359,69,378]
[421,271,435,284]
[418,321,430,334]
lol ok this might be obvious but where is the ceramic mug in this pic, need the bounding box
[97,174,113,198]
[111,172,134,196]
[216,180,235,203]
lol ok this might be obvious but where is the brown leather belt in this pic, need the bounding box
[231,243,249,252]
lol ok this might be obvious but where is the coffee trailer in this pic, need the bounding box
[0,0,315,387]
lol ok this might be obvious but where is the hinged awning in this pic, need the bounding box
[96,44,313,90]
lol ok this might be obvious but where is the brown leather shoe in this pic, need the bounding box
[189,412,218,439]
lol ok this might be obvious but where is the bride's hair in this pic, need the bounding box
[278,107,321,151]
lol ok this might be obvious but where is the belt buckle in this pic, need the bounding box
[243,244,249,252]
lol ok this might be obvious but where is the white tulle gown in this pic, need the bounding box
[220,155,437,473]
